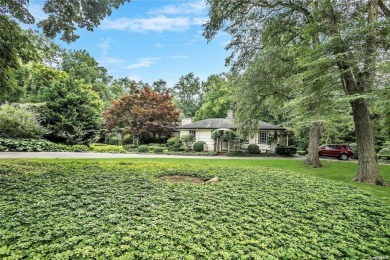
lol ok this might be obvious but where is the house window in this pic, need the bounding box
[258,132,267,144]
[189,130,196,141]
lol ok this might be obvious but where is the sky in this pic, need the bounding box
[26,0,232,87]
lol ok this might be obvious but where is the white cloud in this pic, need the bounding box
[170,55,189,60]
[103,57,126,65]
[101,16,191,33]
[155,43,164,48]
[97,38,111,50]
[148,0,207,15]
[192,17,208,26]
[128,75,141,81]
[126,57,160,70]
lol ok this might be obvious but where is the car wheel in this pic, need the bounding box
[340,154,348,161]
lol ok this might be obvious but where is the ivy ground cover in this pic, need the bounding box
[0,160,389,259]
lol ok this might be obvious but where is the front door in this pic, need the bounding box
[221,141,228,151]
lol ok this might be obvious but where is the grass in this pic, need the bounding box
[0,158,389,258]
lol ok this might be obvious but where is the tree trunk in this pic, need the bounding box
[328,0,386,185]
[350,99,386,185]
[304,121,323,168]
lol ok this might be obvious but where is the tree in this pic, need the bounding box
[205,0,389,185]
[103,87,180,145]
[173,73,204,117]
[194,73,237,120]
[1,0,131,43]
[60,50,113,102]
[18,62,67,102]
[0,16,38,103]
[152,79,170,93]
[41,76,103,144]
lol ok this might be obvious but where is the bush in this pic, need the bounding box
[167,137,181,147]
[0,104,47,138]
[68,145,90,152]
[154,147,164,154]
[90,145,126,153]
[349,143,358,159]
[138,145,149,153]
[123,144,137,151]
[275,146,297,156]
[193,141,206,152]
[0,138,90,152]
[247,144,260,154]
[377,147,390,159]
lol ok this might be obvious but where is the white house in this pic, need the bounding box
[177,111,288,153]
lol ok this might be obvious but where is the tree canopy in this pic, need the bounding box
[205,0,390,184]
[1,0,131,43]
[103,87,180,144]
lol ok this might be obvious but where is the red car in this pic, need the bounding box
[318,144,353,160]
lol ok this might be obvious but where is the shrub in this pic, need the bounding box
[123,134,132,144]
[349,143,358,159]
[68,145,90,152]
[154,147,164,154]
[123,144,137,151]
[91,145,127,153]
[247,144,260,154]
[0,138,91,152]
[0,104,47,138]
[137,145,149,153]
[377,147,390,159]
[275,146,297,156]
[167,137,181,148]
[181,134,195,148]
[193,141,206,152]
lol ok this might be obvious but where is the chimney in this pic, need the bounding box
[181,118,192,125]
[226,110,233,119]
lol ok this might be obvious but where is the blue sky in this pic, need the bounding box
[27,0,232,87]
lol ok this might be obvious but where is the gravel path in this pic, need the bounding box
[0,152,305,160]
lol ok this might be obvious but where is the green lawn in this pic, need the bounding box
[0,158,389,259]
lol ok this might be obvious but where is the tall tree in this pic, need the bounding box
[152,79,169,93]
[41,76,103,144]
[205,0,389,185]
[103,87,179,145]
[173,72,204,117]
[195,73,237,120]
[0,16,38,103]
[61,50,112,102]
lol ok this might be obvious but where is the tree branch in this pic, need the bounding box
[379,0,390,17]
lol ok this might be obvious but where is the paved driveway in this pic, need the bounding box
[0,152,305,160]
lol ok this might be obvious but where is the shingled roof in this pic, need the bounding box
[177,118,285,130]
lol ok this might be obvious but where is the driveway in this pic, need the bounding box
[0,152,305,160]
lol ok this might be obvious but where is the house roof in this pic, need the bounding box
[177,118,285,130]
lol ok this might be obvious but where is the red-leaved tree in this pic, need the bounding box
[103,87,180,145]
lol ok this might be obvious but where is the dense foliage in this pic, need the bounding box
[0,138,89,152]
[275,146,298,156]
[41,77,103,144]
[103,87,179,145]
[0,104,46,138]
[247,144,260,154]
[137,145,149,153]
[193,141,206,152]
[0,160,389,258]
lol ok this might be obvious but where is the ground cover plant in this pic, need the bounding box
[0,159,389,259]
